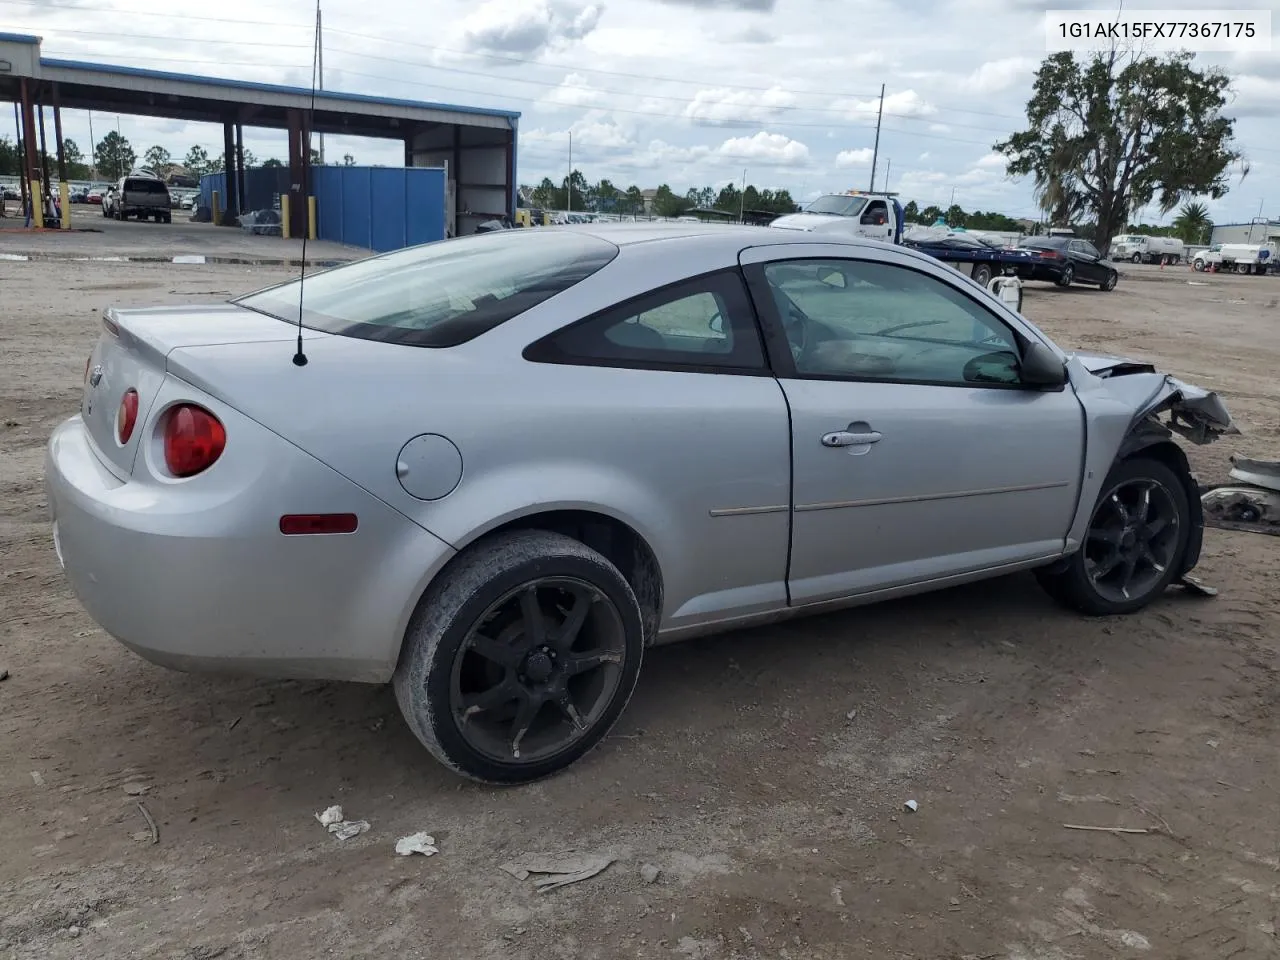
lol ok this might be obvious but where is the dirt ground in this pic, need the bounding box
[1,254,1277,960]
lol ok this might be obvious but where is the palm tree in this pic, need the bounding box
[1173,201,1212,245]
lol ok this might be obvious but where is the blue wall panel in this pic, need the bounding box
[205,166,446,252]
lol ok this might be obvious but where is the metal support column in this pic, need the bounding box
[19,78,42,227]
[38,101,52,213]
[221,120,238,219]
[286,108,307,239]
[235,121,247,213]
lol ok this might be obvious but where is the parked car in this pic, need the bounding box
[109,173,172,222]
[1018,235,1119,290]
[47,225,1233,784]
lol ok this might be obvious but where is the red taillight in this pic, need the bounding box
[1037,249,1061,259]
[279,514,359,535]
[117,389,140,444]
[163,404,226,477]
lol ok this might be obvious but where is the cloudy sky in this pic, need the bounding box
[12,0,1279,223]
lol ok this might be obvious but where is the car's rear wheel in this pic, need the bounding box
[971,263,994,288]
[1055,264,1075,287]
[1131,253,1142,263]
[1036,457,1190,616]
[393,529,644,784]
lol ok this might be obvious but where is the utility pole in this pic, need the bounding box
[317,4,325,165]
[869,83,885,192]
[87,110,96,178]
[884,158,891,193]
[739,168,746,222]
[566,131,572,214]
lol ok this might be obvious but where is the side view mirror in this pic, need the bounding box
[1019,341,1068,388]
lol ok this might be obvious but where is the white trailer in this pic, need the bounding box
[1110,234,1186,264]
[1192,242,1277,275]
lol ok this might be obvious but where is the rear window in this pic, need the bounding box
[125,178,168,194]
[235,230,620,348]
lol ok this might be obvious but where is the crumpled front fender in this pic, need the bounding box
[1063,354,1236,554]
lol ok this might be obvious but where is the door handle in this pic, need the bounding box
[822,430,882,447]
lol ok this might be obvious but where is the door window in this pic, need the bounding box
[761,259,1024,386]
[525,269,766,372]
[859,200,889,226]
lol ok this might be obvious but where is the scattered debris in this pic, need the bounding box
[904,800,919,813]
[137,800,159,844]
[831,886,844,907]
[394,832,439,857]
[315,804,370,841]
[845,708,857,721]
[123,782,150,796]
[227,716,241,732]
[67,925,81,939]
[499,853,615,892]
[30,770,44,786]
[0,667,9,681]
[1062,824,1149,835]
[640,863,661,884]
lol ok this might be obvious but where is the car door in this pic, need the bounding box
[740,243,1085,606]
[1068,240,1103,282]
[858,199,894,243]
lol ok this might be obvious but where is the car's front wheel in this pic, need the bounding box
[393,529,645,784]
[1036,456,1190,616]
[1100,270,1118,292]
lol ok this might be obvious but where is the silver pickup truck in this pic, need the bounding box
[108,174,172,222]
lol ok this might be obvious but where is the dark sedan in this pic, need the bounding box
[1017,236,1119,291]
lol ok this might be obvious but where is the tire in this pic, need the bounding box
[1236,262,1250,275]
[971,263,994,288]
[1055,264,1075,288]
[163,214,172,224]
[1193,259,1205,272]
[1131,253,1142,263]
[393,529,645,784]
[1099,269,1118,292]
[1036,456,1191,616]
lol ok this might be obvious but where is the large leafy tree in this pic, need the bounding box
[95,131,136,180]
[995,50,1243,254]
[143,145,172,174]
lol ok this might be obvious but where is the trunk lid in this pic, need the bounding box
[80,304,326,477]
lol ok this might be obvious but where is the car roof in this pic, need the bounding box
[550,220,904,258]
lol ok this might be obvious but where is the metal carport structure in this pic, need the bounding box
[0,32,519,238]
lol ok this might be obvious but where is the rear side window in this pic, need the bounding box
[125,179,168,194]
[235,231,620,348]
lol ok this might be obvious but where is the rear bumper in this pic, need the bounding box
[45,404,455,682]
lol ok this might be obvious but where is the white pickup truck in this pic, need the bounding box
[1192,242,1276,275]
[769,191,905,244]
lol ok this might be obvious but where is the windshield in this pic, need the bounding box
[236,230,620,348]
[125,178,168,193]
[804,195,868,217]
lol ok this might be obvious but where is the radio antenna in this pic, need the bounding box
[293,0,322,367]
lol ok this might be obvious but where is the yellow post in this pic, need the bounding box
[307,195,317,240]
[30,178,44,229]
[280,195,291,239]
[59,182,71,230]
[212,190,221,226]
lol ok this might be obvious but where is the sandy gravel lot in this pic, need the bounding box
[1,251,1277,960]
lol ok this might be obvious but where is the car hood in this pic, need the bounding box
[769,213,852,232]
[1070,350,1236,443]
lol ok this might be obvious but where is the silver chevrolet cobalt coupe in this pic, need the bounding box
[46,223,1233,783]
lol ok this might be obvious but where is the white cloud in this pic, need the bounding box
[918,152,931,161]
[718,131,810,165]
[1227,75,1280,118]
[835,147,874,167]
[525,115,636,151]
[451,0,601,56]
[544,72,602,107]
[683,86,797,126]
[965,57,1037,94]
[833,89,938,120]
[975,152,1006,169]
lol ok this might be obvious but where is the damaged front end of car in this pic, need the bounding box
[1062,352,1237,592]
